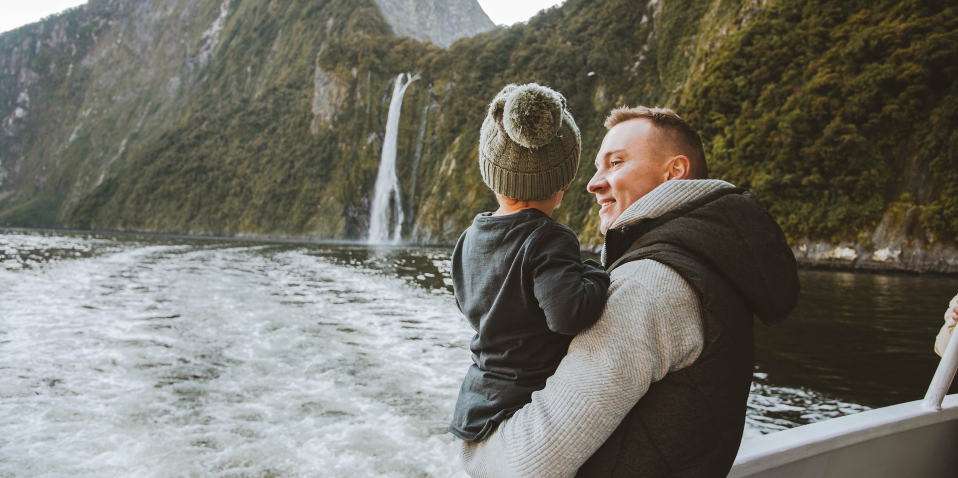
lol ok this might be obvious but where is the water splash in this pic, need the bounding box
[369,73,419,244]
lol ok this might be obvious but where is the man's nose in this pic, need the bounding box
[587,170,605,193]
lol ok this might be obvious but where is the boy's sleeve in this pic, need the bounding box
[528,227,610,335]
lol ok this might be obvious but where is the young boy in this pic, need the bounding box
[447,83,611,443]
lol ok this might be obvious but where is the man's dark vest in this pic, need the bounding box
[576,189,759,478]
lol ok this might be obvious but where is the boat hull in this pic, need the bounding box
[730,395,958,477]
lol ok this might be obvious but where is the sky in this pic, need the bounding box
[0,0,563,35]
[476,0,564,25]
[0,0,88,34]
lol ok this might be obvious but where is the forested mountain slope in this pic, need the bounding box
[1,0,955,272]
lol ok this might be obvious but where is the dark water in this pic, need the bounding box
[755,270,958,409]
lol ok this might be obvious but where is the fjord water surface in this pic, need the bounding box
[2,228,956,477]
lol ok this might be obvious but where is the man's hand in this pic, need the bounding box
[946,293,958,332]
[935,294,958,356]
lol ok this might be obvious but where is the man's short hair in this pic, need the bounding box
[604,106,708,179]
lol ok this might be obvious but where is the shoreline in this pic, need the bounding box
[4,225,957,276]
[0,225,457,250]
[792,242,958,277]
[795,260,958,278]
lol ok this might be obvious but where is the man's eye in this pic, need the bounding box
[610,160,623,166]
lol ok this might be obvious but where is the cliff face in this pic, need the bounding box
[0,0,236,225]
[0,0,491,229]
[1,0,956,273]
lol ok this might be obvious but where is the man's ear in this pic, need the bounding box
[665,155,691,180]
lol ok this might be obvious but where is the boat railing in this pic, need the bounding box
[923,322,958,410]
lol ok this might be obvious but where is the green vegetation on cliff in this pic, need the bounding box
[0,4,103,226]
[684,0,958,242]
[0,0,244,227]
[63,0,744,245]
[72,0,396,236]
[3,0,956,249]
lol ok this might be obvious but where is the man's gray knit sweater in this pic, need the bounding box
[449,208,610,443]
[460,179,738,477]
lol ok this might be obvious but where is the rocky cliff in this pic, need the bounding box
[0,0,259,224]
[1,0,956,273]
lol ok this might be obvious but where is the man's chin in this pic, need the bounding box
[599,220,612,236]
[598,211,618,235]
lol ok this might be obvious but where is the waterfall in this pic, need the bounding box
[368,73,418,244]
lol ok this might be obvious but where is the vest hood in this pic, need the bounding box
[605,183,800,325]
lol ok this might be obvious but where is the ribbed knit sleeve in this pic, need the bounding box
[459,260,705,478]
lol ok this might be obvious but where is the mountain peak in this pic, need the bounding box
[373,0,495,48]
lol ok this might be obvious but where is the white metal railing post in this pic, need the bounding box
[923,324,958,411]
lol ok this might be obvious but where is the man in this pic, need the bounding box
[460,106,800,477]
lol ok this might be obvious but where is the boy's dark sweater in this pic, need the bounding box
[448,208,610,443]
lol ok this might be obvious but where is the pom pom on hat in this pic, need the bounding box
[502,83,565,149]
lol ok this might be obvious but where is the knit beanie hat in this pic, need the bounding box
[479,83,581,201]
